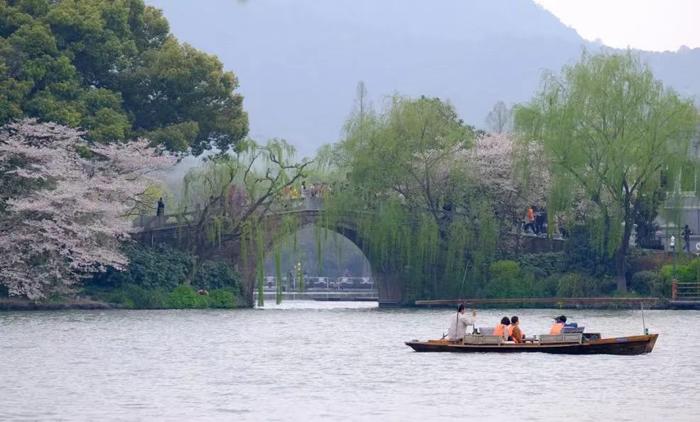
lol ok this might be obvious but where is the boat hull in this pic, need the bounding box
[406,334,657,355]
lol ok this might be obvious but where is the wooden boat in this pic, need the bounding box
[405,332,658,355]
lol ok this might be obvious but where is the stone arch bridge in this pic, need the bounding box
[134,201,563,306]
[133,203,404,306]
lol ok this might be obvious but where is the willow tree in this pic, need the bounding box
[515,52,698,291]
[180,139,311,304]
[323,94,501,300]
[341,95,474,223]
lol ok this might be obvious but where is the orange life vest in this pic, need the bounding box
[494,324,506,337]
[550,322,564,335]
[509,324,525,339]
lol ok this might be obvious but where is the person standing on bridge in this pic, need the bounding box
[156,197,165,216]
[683,224,692,254]
[446,304,476,342]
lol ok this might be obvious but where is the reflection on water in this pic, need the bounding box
[1,303,699,421]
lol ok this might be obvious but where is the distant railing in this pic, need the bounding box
[134,197,326,230]
[135,212,198,229]
[671,280,700,301]
[262,276,374,291]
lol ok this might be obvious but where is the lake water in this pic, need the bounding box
[1,303,698,421]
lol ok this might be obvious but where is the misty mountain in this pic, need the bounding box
[146,0,700,156]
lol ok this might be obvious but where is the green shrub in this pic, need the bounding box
[659,258,700,284]
[104,289,135,309]
[517,252,566,278]
[483,260,534,298]
[84,243,243,307]
[555,273,614,297]
[130,286,168,309]
[562,225,614,276]
[630,271,662,296]
[86,243,192,292]
[688,259,700,281]
[193,261,241,292]
[207,289,237,308]
[531,274,560,297]
[97,284,238,309]
[166,285,208,309]
[658,259,700,298]
[102,284,168,309]
[556,273,587,297]
[490,260,520,280]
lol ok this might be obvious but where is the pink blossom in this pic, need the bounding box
[0,120,175,299]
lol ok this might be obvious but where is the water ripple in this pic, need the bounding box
[0,305,698,421]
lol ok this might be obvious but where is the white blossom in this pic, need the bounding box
[467,133,550,225]
[0,120,175,299]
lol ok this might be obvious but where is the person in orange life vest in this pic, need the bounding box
[524,206,536,233]
[508,315,525,343]
[493,316,510,339]
[550,315,566,334]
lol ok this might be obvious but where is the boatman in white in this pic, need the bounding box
[446,303,476,341]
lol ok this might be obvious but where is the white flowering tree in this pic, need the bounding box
[468,133,549,232]
[0,120,175,299]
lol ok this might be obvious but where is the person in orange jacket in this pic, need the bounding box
[508,315,525,343]
[525,206,536,234]
[493,316,510,339]
[550,315,566,334]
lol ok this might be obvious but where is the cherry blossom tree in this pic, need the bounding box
[0,119,175,299]
[467,132,549,231]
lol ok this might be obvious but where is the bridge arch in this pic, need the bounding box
[237,209,402,306]
[134,207,403,306]
[255,224,373,301]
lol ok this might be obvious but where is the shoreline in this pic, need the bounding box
[2,297,699,311]
[0,298,115,311]
[413,297,665,310]
[412,297,700,311]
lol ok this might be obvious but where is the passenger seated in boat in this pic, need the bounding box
[508,315,525,343]
[446,304,476,341]
[561,322,584,333]
[493,316,510,340]
[550,315,566,335]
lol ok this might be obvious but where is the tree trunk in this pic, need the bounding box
[615,216,634,293]
[185,254,200,286]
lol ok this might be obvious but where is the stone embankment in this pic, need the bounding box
[0,298,113,311]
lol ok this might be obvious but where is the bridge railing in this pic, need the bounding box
[134,212,199,230]
[671,280,700,301]
[262,276,374,291]
[134,197,326,230]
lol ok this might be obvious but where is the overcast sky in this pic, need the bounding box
[147,0,699,156]
[534,0,700,51]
